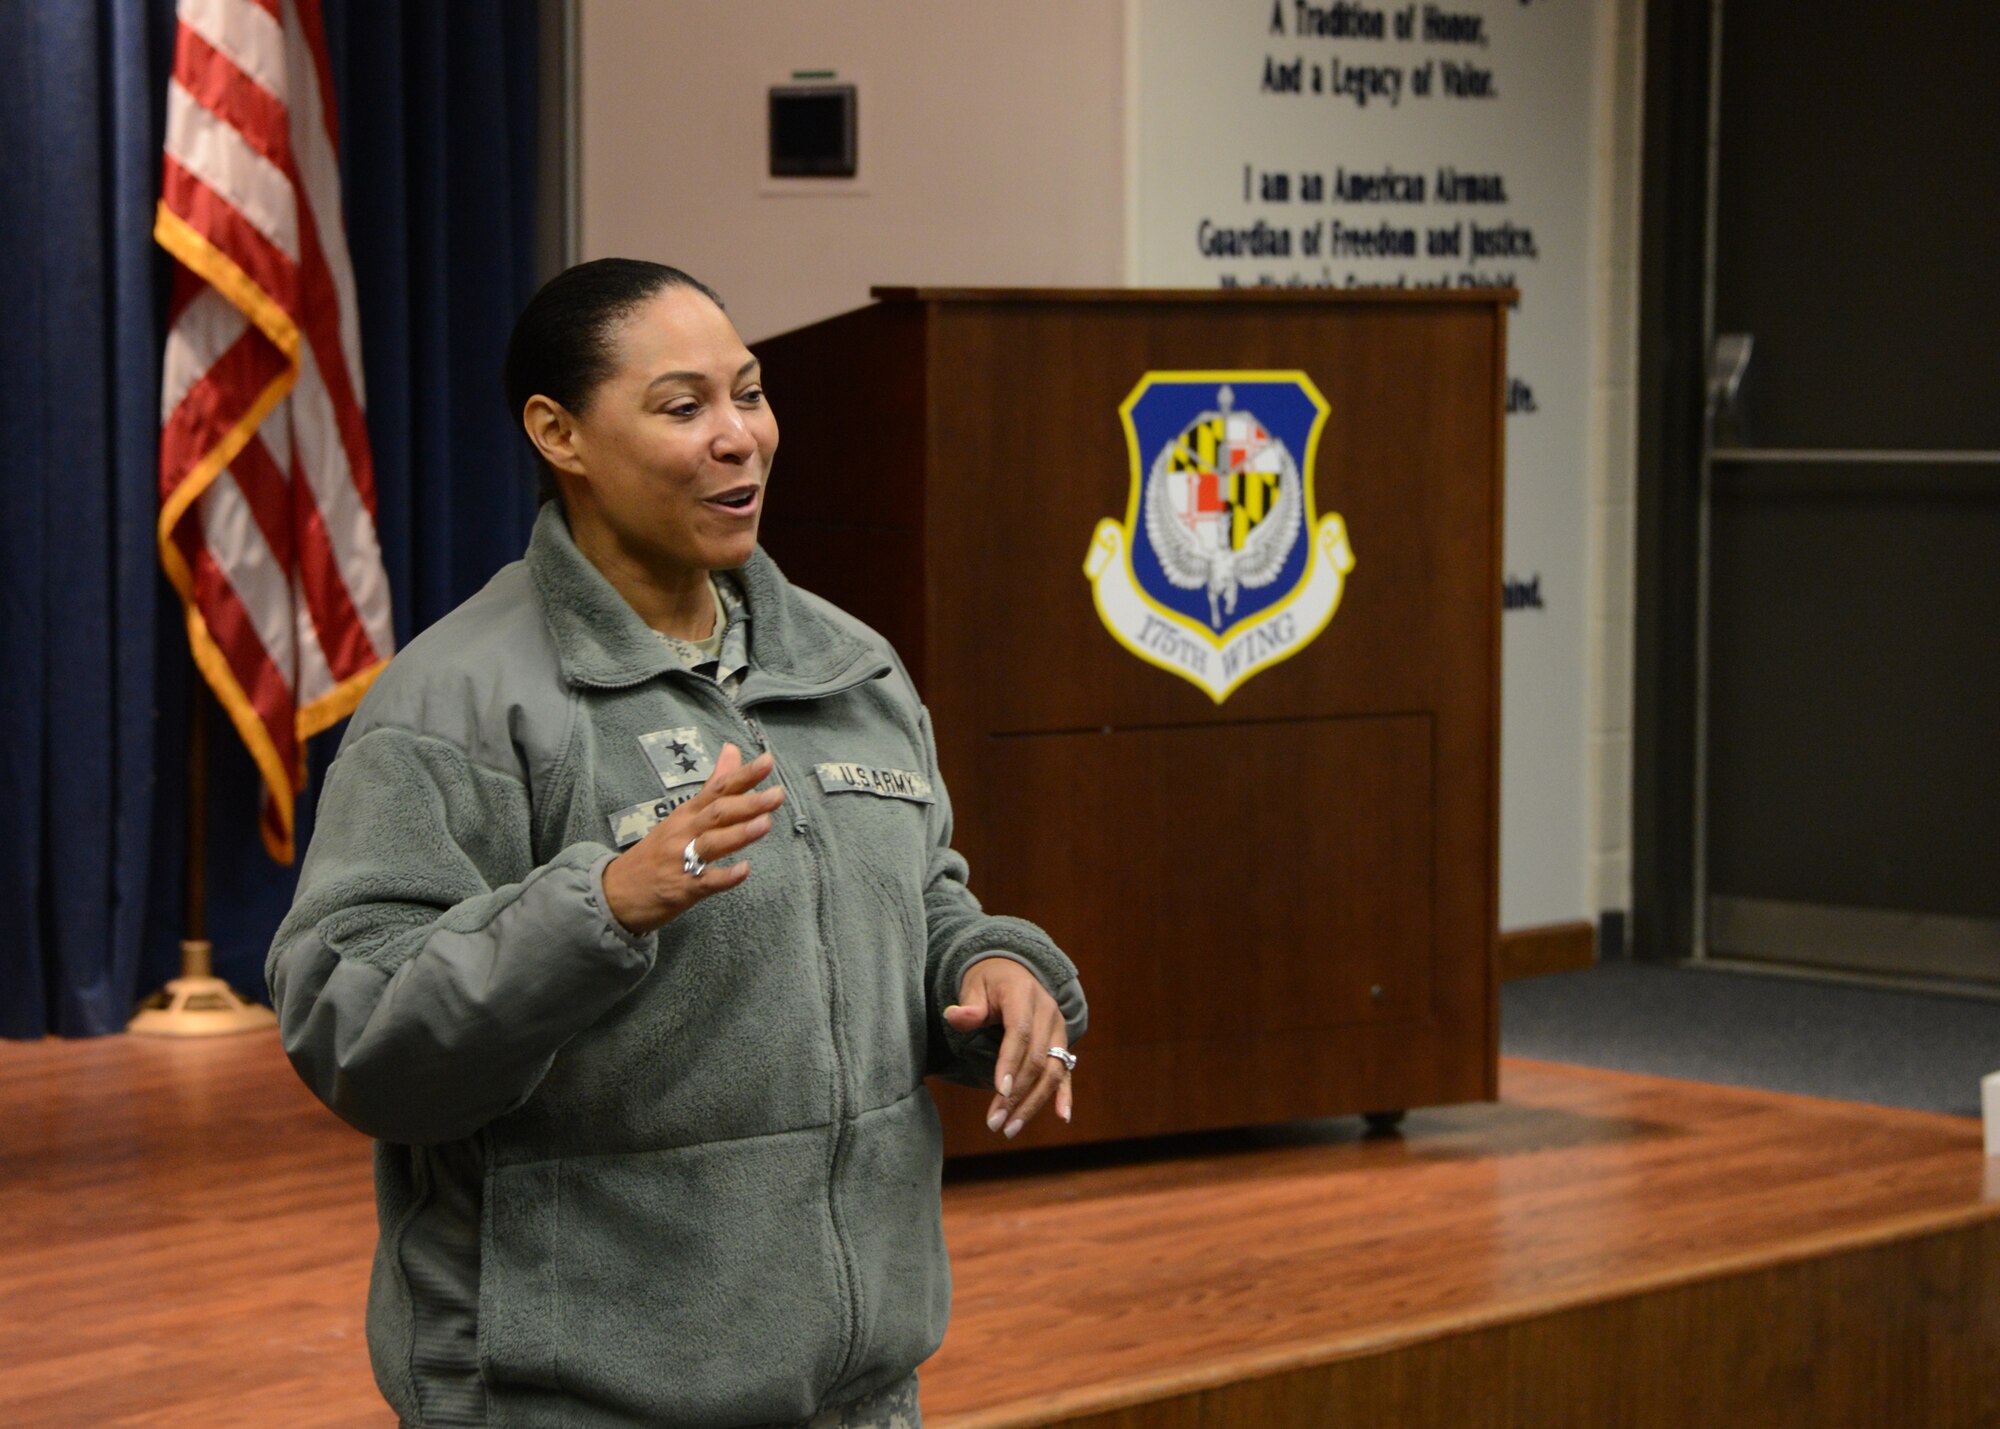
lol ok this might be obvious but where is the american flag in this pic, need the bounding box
[155,0,393,862]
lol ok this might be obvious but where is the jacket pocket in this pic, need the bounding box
[478,1129,848,1427]
[478,1159,563,1400]
[835,1086,952,1387]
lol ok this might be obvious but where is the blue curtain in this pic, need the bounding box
[0,0,543,1038]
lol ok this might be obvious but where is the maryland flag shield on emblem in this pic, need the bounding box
[1083,371,1355,702]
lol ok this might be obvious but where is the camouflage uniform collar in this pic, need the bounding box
[527,503,881,697]
[653,575,751,691]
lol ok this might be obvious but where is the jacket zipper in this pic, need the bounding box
[679,676,868,1398]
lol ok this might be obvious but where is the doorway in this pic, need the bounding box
[1639,0,2000,989]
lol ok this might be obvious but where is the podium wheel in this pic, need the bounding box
[1362,1110,1407,1136]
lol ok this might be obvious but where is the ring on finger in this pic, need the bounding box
[682,839,708,878]
[1046,1046,1077,1073]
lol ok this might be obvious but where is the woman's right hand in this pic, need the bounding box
[600,743,785,935]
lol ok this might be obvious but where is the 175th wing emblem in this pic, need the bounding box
[1083,372,1355,702]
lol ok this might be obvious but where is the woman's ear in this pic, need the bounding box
[523,395,587,477]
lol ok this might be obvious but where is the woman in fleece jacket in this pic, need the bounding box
[268,258,1088,1429]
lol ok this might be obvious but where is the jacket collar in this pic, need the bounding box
[526,502,886,699]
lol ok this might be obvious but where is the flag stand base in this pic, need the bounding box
[128,940,277,1038]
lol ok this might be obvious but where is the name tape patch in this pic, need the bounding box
[813,762,934,804]
[608,787,701,849]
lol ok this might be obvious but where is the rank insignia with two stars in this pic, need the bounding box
[638,726,716,791]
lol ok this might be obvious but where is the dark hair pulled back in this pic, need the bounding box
[504,258,725,500]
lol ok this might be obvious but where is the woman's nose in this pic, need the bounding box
[710,409,756,462]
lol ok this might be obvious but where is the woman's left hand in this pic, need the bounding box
[944,957,1073,1137]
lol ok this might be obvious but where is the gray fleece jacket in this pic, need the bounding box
[267,504,1087,1429]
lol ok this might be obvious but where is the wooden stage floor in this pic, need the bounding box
[4,1034,1997,1427]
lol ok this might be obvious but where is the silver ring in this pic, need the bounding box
[1046,1046,1077,1073]
[682,839,708,878]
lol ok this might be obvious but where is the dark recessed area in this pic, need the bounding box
[768,84,857,178]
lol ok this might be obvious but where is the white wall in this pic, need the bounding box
[1586,0,1646,925]
[578,0,1128,344]
[1127,1,1608,930]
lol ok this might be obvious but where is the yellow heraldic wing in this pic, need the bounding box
[1231,459,1302,588]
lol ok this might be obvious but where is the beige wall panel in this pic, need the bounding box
[579,0,1128,343]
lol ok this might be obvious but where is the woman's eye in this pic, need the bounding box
[737,387,765,405]
[664,402,698,418]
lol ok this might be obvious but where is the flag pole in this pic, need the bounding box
[128,674,279,1037]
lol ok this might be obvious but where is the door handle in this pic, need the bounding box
[1708,333,1755,430]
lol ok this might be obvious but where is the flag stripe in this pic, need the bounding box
[225,433,296,576]
[291,565,339,709]
[178,0,286,101]
[283,2,367,405]
[165,80,298,262]
[287,0,341,161]
[179,523,297,772]
[291,208,377,511]
[174,24,289,175]
[289,343,394,653]
[160,325,288,500]
[256,393,292,471]
[291,471,379,682]
[160,155,299,339]
[199,475,299,691]
[161,286,250,420]
[228,423,376,687]
[166,264,203,327]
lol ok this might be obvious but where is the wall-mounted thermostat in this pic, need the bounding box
[768,82,857,179]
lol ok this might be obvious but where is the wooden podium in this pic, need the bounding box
[755,288,1507,1156]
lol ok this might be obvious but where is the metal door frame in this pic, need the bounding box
[1631,0,1715,972]
[1688,0,1725,968]
[1639,0,2000,995]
